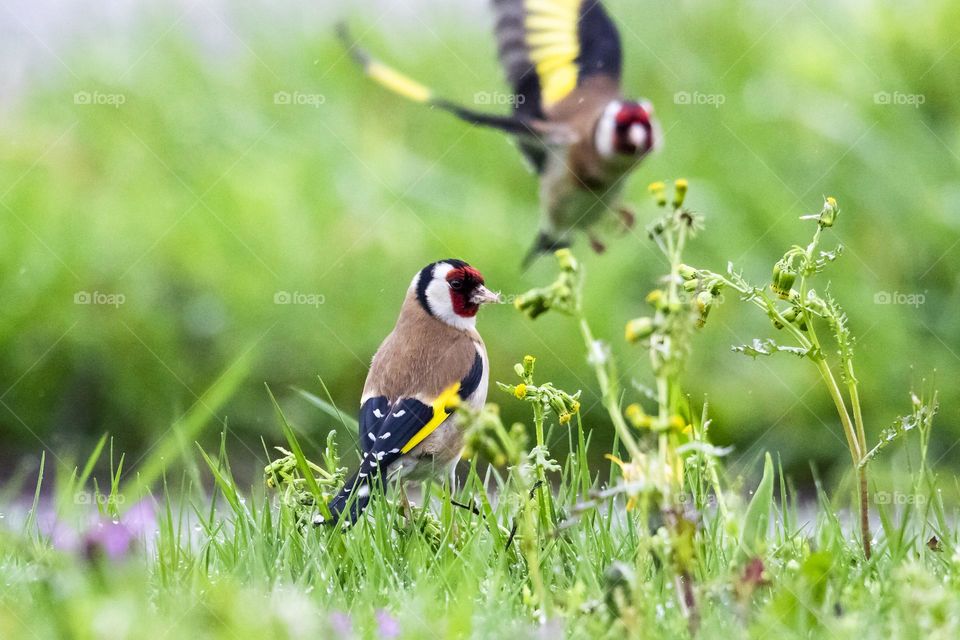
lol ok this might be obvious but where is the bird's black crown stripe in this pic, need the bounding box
[415,259,470,316]
[415,263,437,316]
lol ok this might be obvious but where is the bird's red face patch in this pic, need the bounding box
[613,103,654,156]
[446,266,485,317]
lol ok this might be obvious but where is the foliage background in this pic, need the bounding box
[2,0,958,485]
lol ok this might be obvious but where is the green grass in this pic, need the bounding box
[0,387,954,640]
[2,186,957,639]
[2,0,960,481]
[3,0,960,637]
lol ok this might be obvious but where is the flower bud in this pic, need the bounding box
[555,248,578,272]
[625,317,656,343]
[695,291,714,327]
[819,196,839,228]
[514,292,549,319]
[522,355,536,376]
[771,261,796,299]
[648,181,667,207]
[673,179,689,208]
[678,264,697,280]
[513,383,527,400]
[646,289,665,308]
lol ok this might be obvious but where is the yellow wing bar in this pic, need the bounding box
[400,382,462,454]
[524,0,581,107]
[365,59,433,104]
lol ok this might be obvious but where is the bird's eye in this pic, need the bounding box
[449,279,463,291]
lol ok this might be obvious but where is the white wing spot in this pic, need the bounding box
[373,408,384,419]
[367,433,376,442]
[389,448,400,454]
[393,409,406,418]
[380,432,391,439]
[375,451,386,461]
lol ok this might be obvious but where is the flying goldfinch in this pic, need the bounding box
[322,260,499,525]
[337,0,658,265]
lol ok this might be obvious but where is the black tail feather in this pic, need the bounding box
[322,470,383,527]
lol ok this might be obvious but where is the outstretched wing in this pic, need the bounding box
[492,0,623,114]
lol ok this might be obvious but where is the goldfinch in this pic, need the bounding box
[323,260,499,525]
[337,0,658,265]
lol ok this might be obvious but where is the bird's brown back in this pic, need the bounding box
[362,293,482,402]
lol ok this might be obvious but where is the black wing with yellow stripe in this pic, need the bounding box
[492,0,623,114]
[325,353,483,525]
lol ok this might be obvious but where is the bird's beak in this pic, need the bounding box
[471,285,502,305]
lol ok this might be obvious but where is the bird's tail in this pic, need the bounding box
[321,469,384,527]
[336,23,538,138]
[522,232,570,268]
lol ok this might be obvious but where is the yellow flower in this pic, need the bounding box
[514,383,527,400]
[669,415,685,431]
[605,454,647,511]
[559,412,571,425]
[673,178,689,208]
[648,181,667,207]
[625,403,652,429]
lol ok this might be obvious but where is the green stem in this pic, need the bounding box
[532,399,556,524]
[577,315,642,460]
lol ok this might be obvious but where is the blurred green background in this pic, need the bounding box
[2,0,958,485]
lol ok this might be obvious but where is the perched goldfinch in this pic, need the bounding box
[323,260,499,525]
[338,0,658,265]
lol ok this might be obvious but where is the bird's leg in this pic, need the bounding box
[617,206,637,232]
[588,233,607,255]
[399,484,413,524]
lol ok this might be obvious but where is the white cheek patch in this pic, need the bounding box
[629,124,648,151]
[595,100,621,159]
[422,262,478,331]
